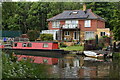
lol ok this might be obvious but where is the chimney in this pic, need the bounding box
[83,3,86,11]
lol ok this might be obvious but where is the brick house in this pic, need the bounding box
[41,5,110,43]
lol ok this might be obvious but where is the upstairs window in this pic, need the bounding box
[84,20,91,27]
[52,21,60,28]
[65,20,78,25]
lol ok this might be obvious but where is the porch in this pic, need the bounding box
[57,25,80,42]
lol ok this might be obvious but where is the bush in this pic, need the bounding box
[27,30,40,41]
[40,34,53,41]
[60,42,67,47]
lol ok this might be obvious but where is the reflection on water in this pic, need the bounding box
[3,50,120,79]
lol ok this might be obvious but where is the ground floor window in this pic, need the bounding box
[85,31,95,40]
[64,31,70,36]
[101,32,105,36]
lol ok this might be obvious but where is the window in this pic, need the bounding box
[27,43,32,47]
[73,31,79,40]
[65,31,70,36]
[22,43,27,47]
[65,20,78,25]
[43,59,48,63]
[52,21,60,28]
[85,31,94,40]
[84,20,91,27]
[101,32,105,36]
[14,43,17,47]
[22,57,27,60]
[43,43,48,48]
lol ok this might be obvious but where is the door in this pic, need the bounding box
[73,31,79,40]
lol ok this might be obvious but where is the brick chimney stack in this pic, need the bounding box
[83,3,86,11]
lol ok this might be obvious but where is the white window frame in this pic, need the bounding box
[84,20,91,27]
[52,21,60,28]
[65,20,78,25]
[64,31,70,36]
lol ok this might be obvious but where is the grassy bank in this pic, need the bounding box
[60,45,84,51]
[113,52,120,58]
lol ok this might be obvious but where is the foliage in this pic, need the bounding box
[27,30,39,41]
[40,34,53,41]
[101,35,109,38]
[59,42,67,47]
[2,52,50,78]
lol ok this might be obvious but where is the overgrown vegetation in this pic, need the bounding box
[2,52,50,78]
[40,34,53,41]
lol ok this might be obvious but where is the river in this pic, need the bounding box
[3,50,120,79]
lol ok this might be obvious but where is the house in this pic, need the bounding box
[41,4,110,43]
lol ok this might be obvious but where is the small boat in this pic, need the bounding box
[83,51,104,58]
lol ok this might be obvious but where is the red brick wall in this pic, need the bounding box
[97,20,105,28]
[48,20,105,31]
[79,20,98,31]
[60,20,65,25]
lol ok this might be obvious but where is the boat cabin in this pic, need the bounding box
[12,42,59,50]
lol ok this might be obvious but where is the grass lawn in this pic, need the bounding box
[60,45,84,51]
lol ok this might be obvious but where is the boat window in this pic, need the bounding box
[27,43,32,47]
[43,59,48,63]
[43,43,48,48]
[22,57,27,60]
[14,43,17,47]
[22,43,27,47]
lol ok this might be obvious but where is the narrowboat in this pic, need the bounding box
[4,41,69,55]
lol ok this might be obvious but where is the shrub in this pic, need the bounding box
[40,34,53,41]
[27,30,40,41]
[60,42,67,47]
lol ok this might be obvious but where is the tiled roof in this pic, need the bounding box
[47,9,105,21]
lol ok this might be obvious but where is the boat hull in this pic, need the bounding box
[3,48,70,58]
